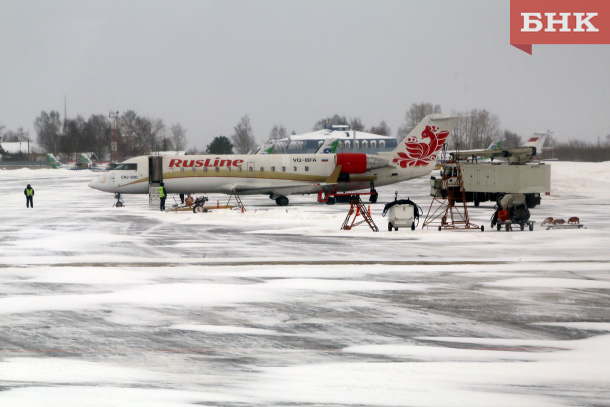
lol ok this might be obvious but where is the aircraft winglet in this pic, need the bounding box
[324,165,342,184]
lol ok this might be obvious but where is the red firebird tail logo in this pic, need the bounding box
[393,126,450,168]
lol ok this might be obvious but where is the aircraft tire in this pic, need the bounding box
[497,224,501,231]
[275,196,289,206]
[529,223,534,231]
[369,192,378,203]
[115,202,123,208]
[411,223,415,231]
[388,222,392,232]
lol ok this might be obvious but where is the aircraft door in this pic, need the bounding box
[148,156,163,207]
[247,162,254,177]
[149,156,163,184]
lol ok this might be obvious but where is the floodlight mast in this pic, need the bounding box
[109,110,119,162]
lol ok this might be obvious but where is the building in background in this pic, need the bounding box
[274,125,397,154]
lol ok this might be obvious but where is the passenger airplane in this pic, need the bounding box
[88,114,460,206]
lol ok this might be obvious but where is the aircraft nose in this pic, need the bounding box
[88,174,105,190]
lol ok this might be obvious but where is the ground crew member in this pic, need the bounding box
[24,184,34,208]
[159,183,166,211]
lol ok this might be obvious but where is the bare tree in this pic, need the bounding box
[170,123,188,151]
[148,118,166,152]
[231,115,257,154]
[502,130,522,148]
[397,103,442,141]
[33,111,62,154]
[2,127,31,142]
[450,109,500,149]
[368,121,392,137]
[84,114,111,161]
[269,124,287,141]
[313,115,348,131]
[349,118,365,132]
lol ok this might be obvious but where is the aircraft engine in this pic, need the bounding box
[336,153,367,174]
[336,153,388,174]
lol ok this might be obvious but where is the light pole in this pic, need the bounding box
[109,110,119,162]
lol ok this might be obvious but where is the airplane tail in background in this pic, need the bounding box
[390,114,460,168]
[522,132,549,155]
[315,138,340,154]
[255,141,276,155]
[46,153,62,169]
[79,153,93,163]
[488,140,503,150]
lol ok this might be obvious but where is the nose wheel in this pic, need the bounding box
[113,193,124,207]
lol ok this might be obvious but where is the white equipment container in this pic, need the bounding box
[387,204,416,231]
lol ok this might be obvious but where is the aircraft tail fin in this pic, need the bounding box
[315,138,340,154]
[488,140,502,150]
[47,153,61,169]
[79,153,93,163]
[255,141,275,155]
[522,132,549,155]
[390,114,460,168]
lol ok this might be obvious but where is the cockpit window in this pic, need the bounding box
[113,163,137,171]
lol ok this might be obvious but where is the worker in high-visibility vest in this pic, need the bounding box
[24,184,35,208]
[159,183,166,211]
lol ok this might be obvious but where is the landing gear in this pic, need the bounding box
[369,188,378,203]
[275,196,289,206]
[113,193,124,207]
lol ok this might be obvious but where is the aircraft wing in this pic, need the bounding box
[231,166,345,195]
[451,146,537,163]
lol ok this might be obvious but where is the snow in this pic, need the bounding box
[0,161,609,406]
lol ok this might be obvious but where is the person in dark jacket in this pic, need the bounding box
[159,183,166,211]
[24,184,35,208]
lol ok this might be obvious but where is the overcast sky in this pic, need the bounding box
[1,0,609,149]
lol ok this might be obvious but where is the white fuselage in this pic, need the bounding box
[88,153,434,197]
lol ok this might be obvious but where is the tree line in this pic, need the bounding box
[29,110,188,161]
[2,104,609,161]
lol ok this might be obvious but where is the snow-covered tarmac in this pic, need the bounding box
[1,162,609,406]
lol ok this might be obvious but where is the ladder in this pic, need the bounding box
[226,189,246,212]
[341,195,379,232]
[422,145,482,231]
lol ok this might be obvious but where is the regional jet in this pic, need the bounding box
[88,114,460,206]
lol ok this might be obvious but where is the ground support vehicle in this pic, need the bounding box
[382,195,422,231]
[430,162,550,208]
[491,194,535,231]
